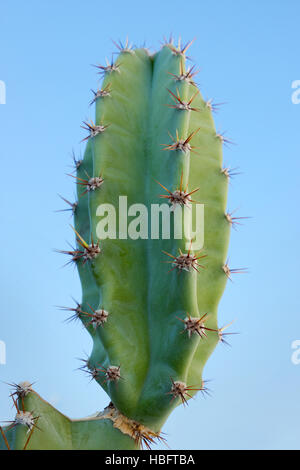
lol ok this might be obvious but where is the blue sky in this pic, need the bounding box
[0,0,300,450]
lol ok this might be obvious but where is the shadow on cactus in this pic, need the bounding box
[0,37,243,450]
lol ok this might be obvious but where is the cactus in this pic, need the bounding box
[1,38,240,450]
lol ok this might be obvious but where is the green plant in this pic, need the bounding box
[0,37,239,450]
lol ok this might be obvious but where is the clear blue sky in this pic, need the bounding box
[0,0,299,450]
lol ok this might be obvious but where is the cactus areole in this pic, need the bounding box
[1,38,237,450]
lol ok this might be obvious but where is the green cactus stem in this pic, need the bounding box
[1,37,238,450]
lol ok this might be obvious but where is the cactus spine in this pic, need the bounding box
[1,38,236,450]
